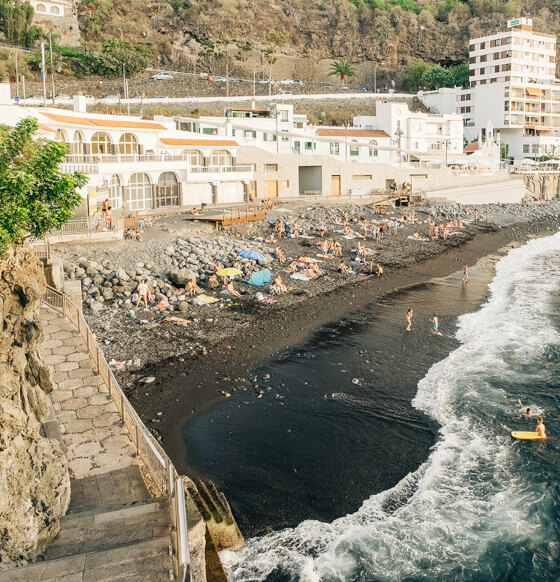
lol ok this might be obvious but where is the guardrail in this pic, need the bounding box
[42,285,190,581]
[46,217,121,240]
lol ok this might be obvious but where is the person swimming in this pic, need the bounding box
[518,399,531,415]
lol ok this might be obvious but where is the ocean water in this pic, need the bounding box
[214,232,560,581]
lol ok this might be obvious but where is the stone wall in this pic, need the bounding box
[0,246,70,567]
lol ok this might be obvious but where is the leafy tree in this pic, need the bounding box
[327,58,357,86]
[84,39,156,77]
[0,118,87,256]
[0,0,43,47]
[450,63,469,87]
[422,64,452,89]
[262,31,287,96]
[405,58,430,90]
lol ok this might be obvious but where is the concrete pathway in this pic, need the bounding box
[40,307,137,479]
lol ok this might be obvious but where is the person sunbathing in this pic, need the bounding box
[214,262,224,273]
[274,246,286,264]
[271,275,288,295]
[337,261,349,274]
[309,263,324,277]
[224,280,241,297]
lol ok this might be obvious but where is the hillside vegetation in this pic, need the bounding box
[72,0,560,87]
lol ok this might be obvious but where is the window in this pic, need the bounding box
[369,140,378,157]
[202,127,217,135]
[91,132,111,155]
[244,130,256,139]
[352,175,372,180]
[54,129,66,143]
[480,55,487,62]
[305,141,313,150]
[70,130,83,155]
[265,163,278,171]
[480,42,486,49]
[108,174,122,209]
[183,149,204,167]
[281,180,289,188]
[330,142,340,155]
[118,133,138,155]
[350,140,359,156]
[210,149,233,167]
[126,173,152,211]
[35,3,45,11]
[50,5,59,13]
[157,172,179,207]
[280,110,289,122]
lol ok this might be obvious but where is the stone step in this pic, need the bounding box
[44,501,171,561]
[0,536,173,582]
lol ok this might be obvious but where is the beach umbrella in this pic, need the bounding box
[216,267,242,277]
[238,249,266,261]
[247,269,271,287]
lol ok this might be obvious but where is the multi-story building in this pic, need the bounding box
[420,18,560,161]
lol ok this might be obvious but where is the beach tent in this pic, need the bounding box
[238,250,266,261]
[246,269,271,287]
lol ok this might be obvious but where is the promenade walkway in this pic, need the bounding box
[0,307,175,581]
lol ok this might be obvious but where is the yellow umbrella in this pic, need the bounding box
[216,267,242,277]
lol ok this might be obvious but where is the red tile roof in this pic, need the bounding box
[159,137,239,147]
[464,141,479,152]
[41,112,167,130]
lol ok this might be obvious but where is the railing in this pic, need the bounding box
[46,217,121,240]
[41,286,190,581]
[29,239,51,262]
[189,165,253,173]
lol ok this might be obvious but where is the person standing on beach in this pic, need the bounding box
[406,308,413,332]
[462,264,469,286]
[430,314,439,334]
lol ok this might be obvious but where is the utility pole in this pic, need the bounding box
[15,48,19,99]
[22,75,26,104]
[49,32,55,105]
[373,62,377,94]
[41,42,47,107]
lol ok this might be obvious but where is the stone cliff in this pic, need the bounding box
[0,246,70,567]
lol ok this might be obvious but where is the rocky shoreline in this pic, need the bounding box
[54,200,560,455]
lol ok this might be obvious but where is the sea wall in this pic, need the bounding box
[0,246,70,566]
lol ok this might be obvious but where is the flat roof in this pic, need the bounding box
[317,128,389,138]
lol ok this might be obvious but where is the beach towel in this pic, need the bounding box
[299,235,315,239]
[407,235,428,242]
[290,273,311,281]
[342,235,356,240]
[193,294,219,306]
[247,269,272,287]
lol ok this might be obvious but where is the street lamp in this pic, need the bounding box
[393,127,404,166]
[444,139,451,166]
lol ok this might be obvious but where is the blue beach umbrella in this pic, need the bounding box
[238,249,266,261]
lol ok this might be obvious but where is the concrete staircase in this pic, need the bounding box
[0,468,175,582]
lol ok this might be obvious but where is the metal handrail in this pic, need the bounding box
[41,285,190,581]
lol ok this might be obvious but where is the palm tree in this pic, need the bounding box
[327,58,357,87]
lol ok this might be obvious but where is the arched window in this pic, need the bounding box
[369,140,378,158]
[118,133,138,155]
[71,130,83,156]
[54,129,66,143]
[156,172,179,207]
[36,3,45,11]
[127,173,152,211]
[183,149,204,168]
[108,174,122,209]
[209,149,233,167]
[350,140,360,157]
[91,132,112,155]
[50,5,59,13]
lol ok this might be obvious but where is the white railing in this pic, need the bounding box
[189,164,252,173]
[41,286,190,581]
[46,218,121,240]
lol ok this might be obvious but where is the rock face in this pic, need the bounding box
[0,246,70,566]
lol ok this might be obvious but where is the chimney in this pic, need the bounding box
[251,97,256,110]
[0,77,11,105]
[225,117,233,137]
[73,91,87,113]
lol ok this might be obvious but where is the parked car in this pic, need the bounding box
[359,86,371,92]
[230,77,242,83]
[198,73,214,81]
[258,78,269,84]
[215,76,227,82]
[293,79,303,86]
[280,90,293,95]
[27,94,43,100]
[84,95,95,101]
[150,72,173,80]
[277,78,295,85]
[155,95,169,99]
[100,94,118,100]
[55,93,71,100]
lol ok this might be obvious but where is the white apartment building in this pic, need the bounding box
[421,18,560,161]
[354,100,464,164]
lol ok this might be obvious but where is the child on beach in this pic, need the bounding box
[406,308,413,332]
[430,314,439,334]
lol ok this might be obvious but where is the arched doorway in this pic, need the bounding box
[126,173,153,210]
[118,133,139,155]
[156,172,179,207]
[91,132,112,155]
[184,149,205,169]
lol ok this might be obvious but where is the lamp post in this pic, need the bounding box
[444,139,451,166]
[393,127,404,166]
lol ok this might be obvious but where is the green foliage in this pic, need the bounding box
[405,58,430,90]
[28,39,155,77]
[421,63,469,89]
[0,118,87,256]
[0,0,43,47]
[327,58,357,86]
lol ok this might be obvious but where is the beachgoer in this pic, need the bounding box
[406,308,413,332]
[337,261,348,274]
[136,279,152,307]
[106,206,112,230]
[536,417,547,439]
[518,399,531,416]
[462,264,469,286]
[334,241,342,257]
[271,275,288,295]
[430,314,439,334]
[375,264,383,276]
[224,280,241,297]
[186,278,197,297]
[101,198,109,217]
[274,246,286,264]
[319,221,327,237]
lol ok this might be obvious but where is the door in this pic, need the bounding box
[331,175,341,196]
[265,180,279,198]
[248,180,257,199]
